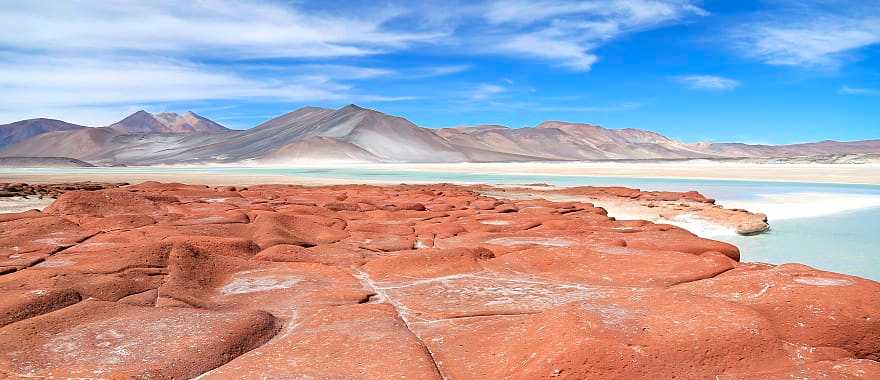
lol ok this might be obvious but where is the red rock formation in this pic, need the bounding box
[0,182,877,378]
[493,185,771,235]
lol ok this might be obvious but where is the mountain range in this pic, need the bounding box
[0,104,877,165]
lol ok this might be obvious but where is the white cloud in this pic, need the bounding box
[482,0,705,70]
[0,1,442,59]
[290,65,395,80]
[408,65,473,78]
[485,0,706,26]
[495,27,600,71]
[675,75,741,91]
[470,84,508,100]
[730,3,880,68]
[0,55,355,108]
[839,86,880,95]
[0,0,705,120]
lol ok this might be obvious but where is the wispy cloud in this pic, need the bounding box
[0,0,705,122]
[0,1,442,59]
[469,83,508,100]
[839,86,880,95]
[484,0,706,25]
[675,75,741,91]
[407,65,473,78]
[482,0,706,70]
[0,55,353,108]
[0,54,426,125]
[730,3,880,68]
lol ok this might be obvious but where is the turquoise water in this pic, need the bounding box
[6,166,880,280]
[725,207,880,280]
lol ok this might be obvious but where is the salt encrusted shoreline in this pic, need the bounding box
[0,181,877,378]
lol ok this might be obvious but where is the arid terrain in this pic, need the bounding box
[2,105,879,166]
[0,182,877,378]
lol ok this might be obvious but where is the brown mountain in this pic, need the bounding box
[0,118,87,148]
[436,121,715,160]
[0,104,878,165]
[691,140,880,158]
[173,104,530,163]
[109,110,229,134]
[0,127,120,160]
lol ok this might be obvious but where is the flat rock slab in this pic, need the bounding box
[409,290,851,379]
[0,300,279,379]
[202,304,442,379]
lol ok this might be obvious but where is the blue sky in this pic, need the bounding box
[0,0,878,144]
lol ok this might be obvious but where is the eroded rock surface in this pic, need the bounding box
[0,182,877,379]
[488,185,771,235]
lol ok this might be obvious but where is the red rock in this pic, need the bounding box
[348,219,415,235]
[673,264,880,360]
[252,243,312,262]
[0,300,279,378]
[349,231,416,252]
[160,240,370,317]
[623,229,741,260]
[363,247,494,283]
[412,290,811,379]
[44,189,178,217]
[484,246,735,287]
[0,181,876,378]
[720,358,880,379]
[471,198,502,210]
[80,213,156,231]
[253,244,367,267]
[251,211,349,248]
[201,304,442,379]
[117,288,158,306]
[0,215,98,270]
[0,288,81,327]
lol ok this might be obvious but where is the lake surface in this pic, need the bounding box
[7,166,880,280]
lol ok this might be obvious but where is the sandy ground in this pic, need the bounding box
[0,196,54,213]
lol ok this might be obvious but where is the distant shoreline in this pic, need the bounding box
[2,161,879,186]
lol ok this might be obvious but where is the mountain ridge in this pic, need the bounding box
[1,104,878,165]
[109,110,229,134]
[0,118,87,149]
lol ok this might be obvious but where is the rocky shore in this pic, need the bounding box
[486,185,771,235]
[0,182,877,378]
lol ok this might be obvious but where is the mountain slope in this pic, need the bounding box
[694,140,880,158]
[437,121,718,160]
[0,127,120,159]
[176,104,473,163]
[0,126,237,165]
[1,105,878,165]
[0,157,95,167]
[263,137,383,163]
[109,111,229,134]
[0,118,87,148]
